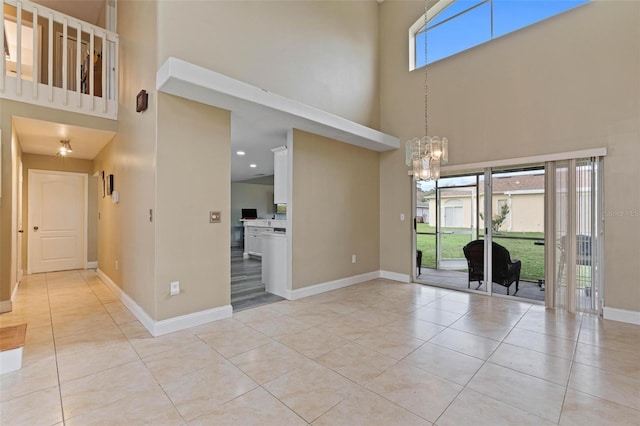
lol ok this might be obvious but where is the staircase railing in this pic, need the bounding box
[0,0,118,119]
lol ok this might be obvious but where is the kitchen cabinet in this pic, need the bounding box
[244,226,272,258]
[262,232,288,298]
[242,219,285,258]
[271,146,288,204]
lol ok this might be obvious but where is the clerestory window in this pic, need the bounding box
[409,0,590,71]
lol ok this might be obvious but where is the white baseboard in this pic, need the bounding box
[0,347,23,374]
[379,270,411,283]
[0,299,12,314]
[153,305,232,336]
[96,269,232,337]
[86,261,98,269]
[289,271,380,300]
[97,269,156,335]
[603,307,640,325]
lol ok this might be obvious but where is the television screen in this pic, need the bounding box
[241,208,257,219]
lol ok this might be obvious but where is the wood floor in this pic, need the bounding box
[231,247,284,311]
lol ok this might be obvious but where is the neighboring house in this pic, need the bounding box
[423,174,546,233]
[0,0,638,336]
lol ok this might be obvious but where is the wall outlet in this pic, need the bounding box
[170,281,180,296]
[400,213,405,221]
[352,254,356,264]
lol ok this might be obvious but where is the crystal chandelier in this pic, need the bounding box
[405,1,448,181]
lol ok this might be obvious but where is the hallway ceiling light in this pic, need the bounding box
[58,139,72,156]
[249,164,257,168]
[405,0,448,181]
[236,150,245,156]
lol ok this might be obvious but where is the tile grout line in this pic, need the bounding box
[45,272,67,425]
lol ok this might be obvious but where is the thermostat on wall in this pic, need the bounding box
[111,191,120,203]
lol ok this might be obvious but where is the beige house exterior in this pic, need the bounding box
[422,174,545,233]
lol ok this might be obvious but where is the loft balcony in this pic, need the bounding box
[0,0,118,119]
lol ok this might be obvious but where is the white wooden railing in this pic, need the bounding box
[0,0,118,119]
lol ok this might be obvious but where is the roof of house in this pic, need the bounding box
[422,173,545,199]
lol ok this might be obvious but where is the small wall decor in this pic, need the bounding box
[136,89,148,113]
[106,174,114,195]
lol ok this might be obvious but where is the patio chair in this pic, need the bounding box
[463,240,522,295]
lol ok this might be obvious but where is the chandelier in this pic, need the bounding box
[405,1,448,181]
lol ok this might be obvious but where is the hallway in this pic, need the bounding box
[1,270,639,424]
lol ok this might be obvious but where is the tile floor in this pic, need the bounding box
[1,270,639,425]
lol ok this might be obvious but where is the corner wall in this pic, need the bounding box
[379,1,640,312]
[93,0,158,316]
[155,93,231,320]
[291,129,380,290]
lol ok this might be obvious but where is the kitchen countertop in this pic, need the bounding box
[241,219,286,228]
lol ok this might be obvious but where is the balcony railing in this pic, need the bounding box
[0,0,118,119]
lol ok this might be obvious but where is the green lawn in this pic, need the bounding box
[416,224,545,282]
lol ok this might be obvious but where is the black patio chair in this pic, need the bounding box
[463,240,522,295]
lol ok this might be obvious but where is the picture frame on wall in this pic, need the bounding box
[106,174,114,196]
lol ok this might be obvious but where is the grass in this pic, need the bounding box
[416,224,545,282]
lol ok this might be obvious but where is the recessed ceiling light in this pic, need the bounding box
[236,151,245,156]
[249,164,257,168]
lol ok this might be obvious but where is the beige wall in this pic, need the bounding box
[155,93,231,320]
[0,99,116,307]
[21,153,98,272]
[231,182,275,245]
[93,0,159,316]
[379,1,640,311]
[157,0,380,128]
[291,129,380,289]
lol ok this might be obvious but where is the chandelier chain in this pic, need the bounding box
[424,2,428,137]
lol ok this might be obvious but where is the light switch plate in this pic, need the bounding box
[210,211,221,223]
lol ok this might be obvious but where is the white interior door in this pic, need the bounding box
[28,170,86,274]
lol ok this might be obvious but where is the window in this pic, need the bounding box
[409,0,590,70]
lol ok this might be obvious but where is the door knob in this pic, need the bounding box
[18,230,24,233]
[33,226,39,231]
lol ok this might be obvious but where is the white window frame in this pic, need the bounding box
[408,0,456,71]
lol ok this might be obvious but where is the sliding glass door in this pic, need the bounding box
[413,158,603,312]
[489,168,545,302]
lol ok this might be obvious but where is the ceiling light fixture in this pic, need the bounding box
[249,164,257,168]
[58,139,72,156]
[405,1,448,181]
[236,151,246,156]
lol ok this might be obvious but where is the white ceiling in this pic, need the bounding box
[31,0,106,26]
[13,116,115,160]
[231,112,288,182]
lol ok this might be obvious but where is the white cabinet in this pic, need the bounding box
[244,226,273,258]
[271,146,288,204]
[262,232,288,298]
